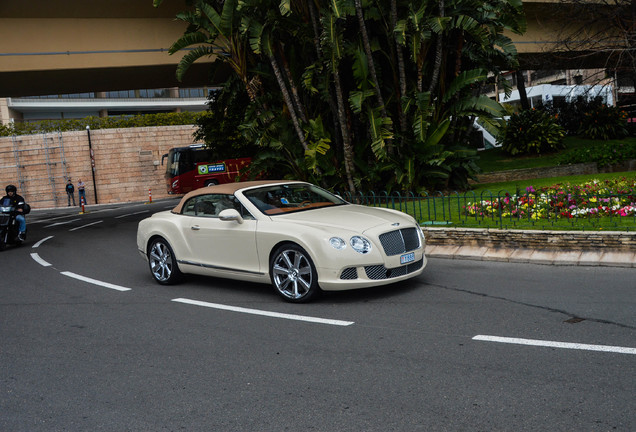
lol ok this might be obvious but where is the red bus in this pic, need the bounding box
[163,145,251,194]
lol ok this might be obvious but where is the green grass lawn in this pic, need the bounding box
[476,136,636,173]
[470,171,636,196]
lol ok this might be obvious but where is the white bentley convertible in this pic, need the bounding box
[137,180,427,302]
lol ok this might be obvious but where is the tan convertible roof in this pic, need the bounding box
[171,180,302,213]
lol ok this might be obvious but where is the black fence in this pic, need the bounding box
[337,190,636,231]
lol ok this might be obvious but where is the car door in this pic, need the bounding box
[180,194,260,275]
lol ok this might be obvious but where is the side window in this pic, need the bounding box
[182,198,197,215]
[181,194,255,220]
[229,196,255,220]
[194,195,221,217]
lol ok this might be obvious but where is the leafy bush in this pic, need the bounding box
[558,141,636,168]
[498,109,566,155]
[579,104,628,140]
[545,95,604,135]
[0,112,200,137]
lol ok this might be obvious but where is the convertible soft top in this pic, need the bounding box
[171,180,302,213]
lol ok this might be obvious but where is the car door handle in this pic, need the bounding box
[191,225,200,230]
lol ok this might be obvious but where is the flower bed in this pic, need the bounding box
[463,177,636,220]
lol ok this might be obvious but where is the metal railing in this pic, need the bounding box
[338,190,636,231]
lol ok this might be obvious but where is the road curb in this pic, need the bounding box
[422,227,636,267]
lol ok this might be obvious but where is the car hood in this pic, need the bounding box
[273,204,415,233]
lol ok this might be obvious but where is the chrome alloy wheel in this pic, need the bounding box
[148,238,181,284]
[271,245,318,302]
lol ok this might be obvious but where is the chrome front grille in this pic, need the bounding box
[364,258,424,280]
[378,227,420,256]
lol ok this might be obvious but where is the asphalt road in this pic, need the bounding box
[2,200,635,431]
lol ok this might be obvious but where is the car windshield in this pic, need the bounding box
[243,183,347,215]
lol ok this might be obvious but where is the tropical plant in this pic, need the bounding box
[155,0,526,193]
[498,108,566,155]
[580,104,629,140]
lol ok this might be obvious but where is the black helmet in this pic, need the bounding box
[5,184,17,194]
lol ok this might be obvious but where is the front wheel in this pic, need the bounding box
[148,238,182,285]
[0,228,7,251]
[270,244,320,303]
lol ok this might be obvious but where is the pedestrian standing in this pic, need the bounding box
[77,178,86,205]
[65,178,76,206]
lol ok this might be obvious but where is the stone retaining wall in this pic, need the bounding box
[422,227,636,251]
[474,160,636,184]
[0,125,200,208]
[473,163,598,184]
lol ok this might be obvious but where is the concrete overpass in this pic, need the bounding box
[0,0,619,98]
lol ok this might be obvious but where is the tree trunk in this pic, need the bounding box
[516,70,530,110]
[428,0,445,94]
[391,0,408,138]
[267,52,309,151]
[354,0,393,155]
[333,64,357,195]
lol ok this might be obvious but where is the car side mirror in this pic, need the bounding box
[218,209,244,224]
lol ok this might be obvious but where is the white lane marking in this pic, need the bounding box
[115,210,150,219]
[61,271,132,292]
[30,253,52,267]
[35,215,80,224]
[32,236,54,248]
[45,218,80,228]
[172,298,355,327]
[69,220,103,231]
[473,335,636,355]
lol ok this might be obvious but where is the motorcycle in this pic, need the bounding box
[0,199,28,251]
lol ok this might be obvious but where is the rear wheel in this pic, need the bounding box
[148,238,182,284]
[270,244,320,303]
[205,179,219,187]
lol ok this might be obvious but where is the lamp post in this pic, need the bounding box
[86,126,99,204]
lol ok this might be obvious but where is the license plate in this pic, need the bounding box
[400,252,415,264]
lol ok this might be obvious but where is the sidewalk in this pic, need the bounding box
[422,226,636,268]
[425,244,636,268]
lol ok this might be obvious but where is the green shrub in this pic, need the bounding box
[498,109,566,155]
[558,141,636,168]
[579,105,628,140]
[546,96,604,135]
[0,112,201,137]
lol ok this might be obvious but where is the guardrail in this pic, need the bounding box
[338,190,636,231]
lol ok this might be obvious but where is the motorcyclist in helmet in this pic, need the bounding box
[2,185,27,240]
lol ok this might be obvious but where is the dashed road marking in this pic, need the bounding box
[32,236,53,248]
[69,220,103,231]
[115,210,150,219]
[30,253,52,267]
[473,335,636,355]
[61,271,132,292]
[172,298,355,326]
[45,218,80,228]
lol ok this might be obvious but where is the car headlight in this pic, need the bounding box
[329,237,346,250]
[418,226,426,246]
[350,236,372,254]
